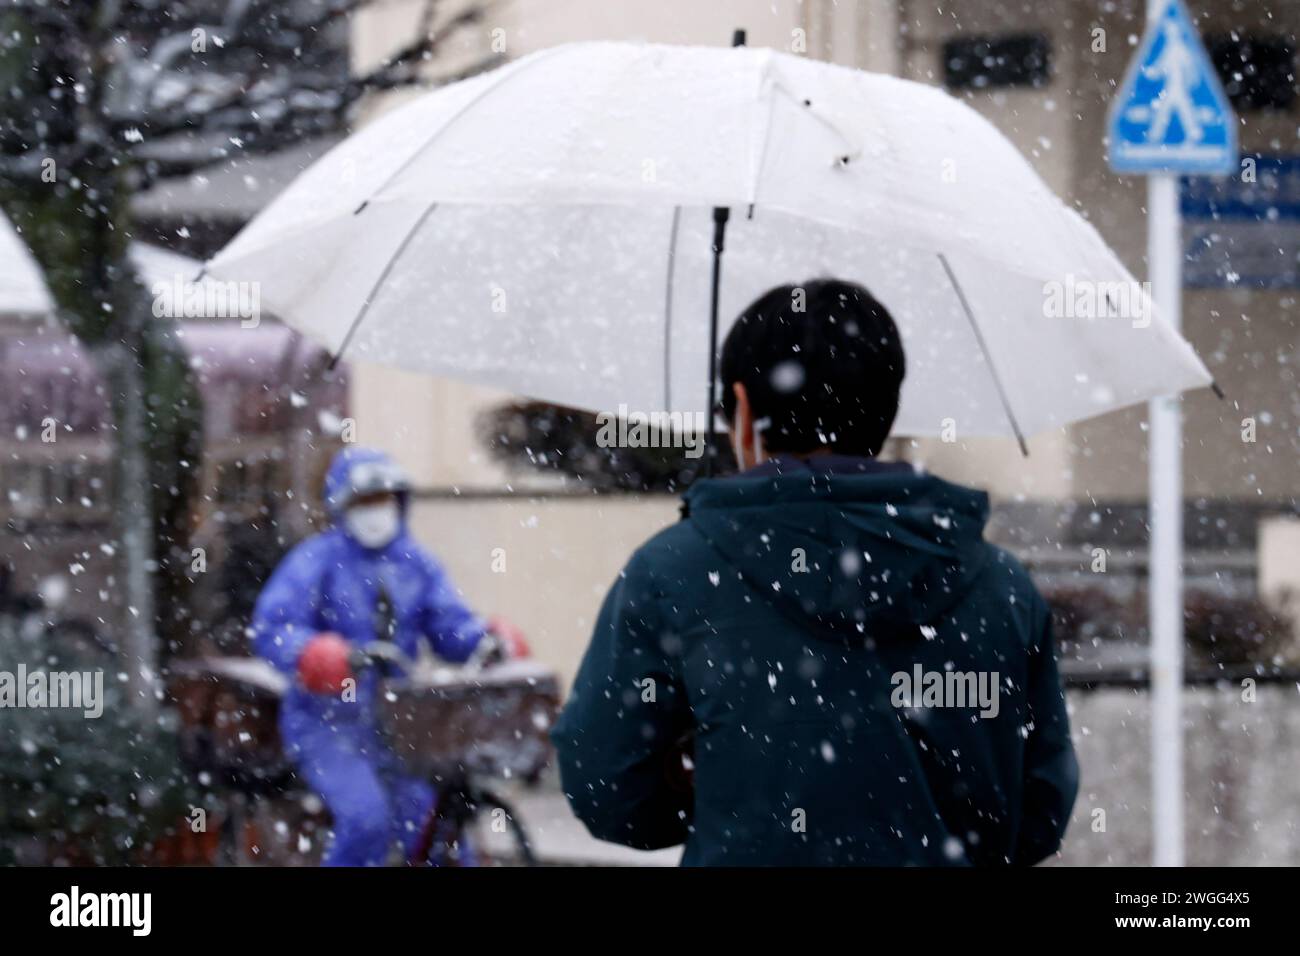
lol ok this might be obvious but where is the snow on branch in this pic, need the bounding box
[0,0,501,184]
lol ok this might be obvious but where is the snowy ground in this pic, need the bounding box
[474,787,681,866]
[471,681,1300,867]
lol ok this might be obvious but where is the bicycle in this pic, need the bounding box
[352,641,559,866]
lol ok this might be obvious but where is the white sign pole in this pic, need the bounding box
[1148,170,1184,868]
[1115,0,1231,868]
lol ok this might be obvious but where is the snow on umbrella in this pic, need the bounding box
[0,210,53,317]
[205,41,1213,449]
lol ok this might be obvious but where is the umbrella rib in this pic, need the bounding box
[328,202,440,369]
[937,253,1030,457]
[663,206,681,410]
[747,58,778,207]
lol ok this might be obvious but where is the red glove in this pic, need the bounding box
[486,616,530,659]
[298,632,354,693]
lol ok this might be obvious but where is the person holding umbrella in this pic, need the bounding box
[552,279,1079,866]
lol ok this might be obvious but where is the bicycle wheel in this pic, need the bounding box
[470,787,538,867]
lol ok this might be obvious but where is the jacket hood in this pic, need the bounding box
[323,447,411,526]
[683,460,990,637]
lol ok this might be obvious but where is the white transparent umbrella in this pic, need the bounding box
[0,210,53,317]
[205,41,1214,451]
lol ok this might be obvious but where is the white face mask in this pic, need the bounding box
[345,501,401,550]
[732,416,771,472]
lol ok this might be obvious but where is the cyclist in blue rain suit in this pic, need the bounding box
[252,446,518,866]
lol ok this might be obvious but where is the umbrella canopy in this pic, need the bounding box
[0,210,53,317]
[206,41,1211,441]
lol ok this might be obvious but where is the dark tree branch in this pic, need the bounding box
[0,149,52,179]
[3,0,499,184]
[0,1,73,29]
[287,0,371,32]
[117,0,498,181]
[130,50,501,190]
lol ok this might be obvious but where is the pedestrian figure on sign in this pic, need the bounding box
[1144,21,1202,143]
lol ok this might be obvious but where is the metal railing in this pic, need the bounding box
[1063,666,1300,692]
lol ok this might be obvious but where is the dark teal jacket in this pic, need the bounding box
[552,458,1078,866]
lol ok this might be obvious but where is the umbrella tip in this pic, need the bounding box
[1210,380,1226,400]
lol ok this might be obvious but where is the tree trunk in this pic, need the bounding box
[1,159,201,714]
[100,324,160,714]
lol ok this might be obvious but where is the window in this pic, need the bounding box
[0,458,108,519]
[943,33,1051,90]
[1208,35,1296,112]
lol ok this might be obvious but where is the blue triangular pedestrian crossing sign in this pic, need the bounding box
[1107,0,1237,175]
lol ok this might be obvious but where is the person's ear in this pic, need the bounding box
[731,381,757,467]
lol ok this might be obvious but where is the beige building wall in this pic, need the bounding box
[407,495,678,685]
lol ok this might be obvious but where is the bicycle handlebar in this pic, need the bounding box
[351,641,417,673]
[352,632,507,676]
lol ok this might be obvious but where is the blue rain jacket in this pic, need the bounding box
[252,447,487,864]
[252,446,487,745]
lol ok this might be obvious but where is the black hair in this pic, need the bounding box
[718,278,905,457]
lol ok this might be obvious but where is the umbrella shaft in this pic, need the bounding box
[705,206,731,477]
